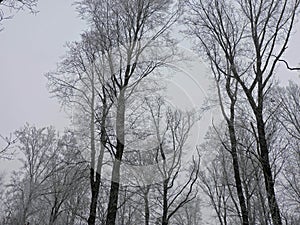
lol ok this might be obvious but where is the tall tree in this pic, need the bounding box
[47,31,113,225]
[114,94,200,225]
[73,1,180,224]
[210,61,249,225]
[142,97,199,225]
[276,82,300,223]
[185,1,300,224]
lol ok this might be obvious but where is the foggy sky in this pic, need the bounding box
[0,1,299,172]
[0,0,85,138]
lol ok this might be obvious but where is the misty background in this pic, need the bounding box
[0,0,299,174]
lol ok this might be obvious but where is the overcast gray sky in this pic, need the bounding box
[0,0,86,138]
[0,0,299,167]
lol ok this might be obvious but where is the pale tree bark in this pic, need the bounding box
[106,87,126,225]
[47,32,111,225]
[74,1,180,225]
[48,0,179,223]
[88,64,109,225]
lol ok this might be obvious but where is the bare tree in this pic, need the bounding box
[1,125,59,224]
[276,81,300,141]
[141,97,199,225]
[105,93,201,225]
[172,197,202,225]
[44,131,88,225]
[72,1,180,224]
[0,133,17,159]
[0,0,38,30]
[185,1,300,224]
[1,125,88,225]
[275,82,300,223]
[208,61,250,225]
[46,30,113,225]
[48,0,180,223]
[198,124,244,225]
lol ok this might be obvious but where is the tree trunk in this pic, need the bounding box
[255,72,282,225]
[106,89,126,225]
[256,114,282,225]
[162,179,168,225]
[88,169,101,225]
[88,88,106,225]
[144,185,150,225]
[49,197,60,225]
[88,73,96,225]
[87,73,106,225]
[223,75,249,225]
[105,148,123,225]
[228,121,249,225]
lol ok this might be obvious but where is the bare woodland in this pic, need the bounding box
[0,0,300,224]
